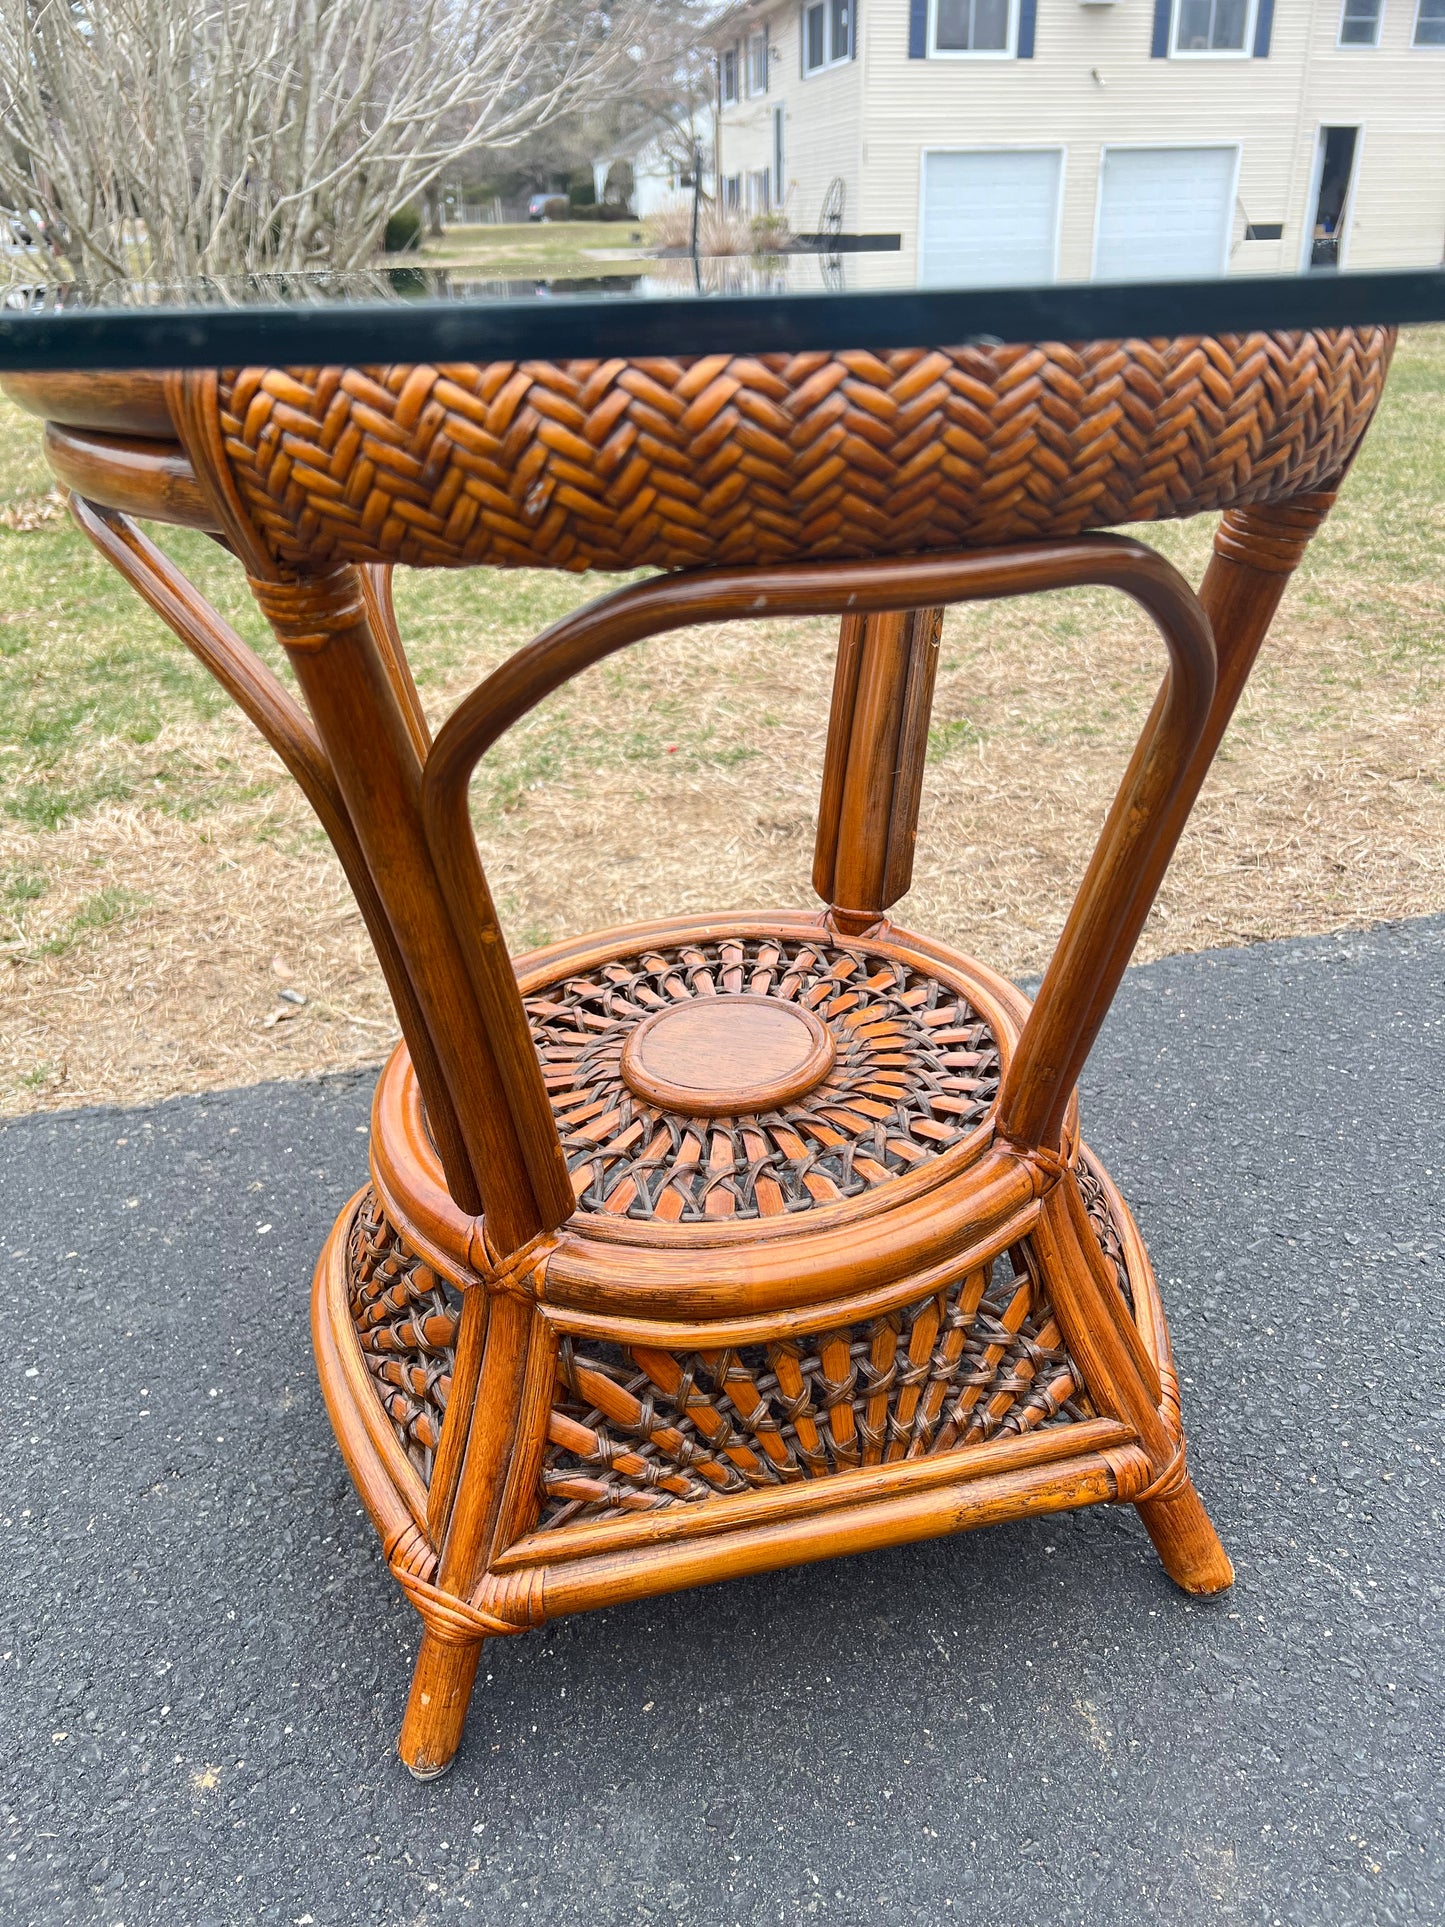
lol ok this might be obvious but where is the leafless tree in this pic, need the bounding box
[0,0,657,280]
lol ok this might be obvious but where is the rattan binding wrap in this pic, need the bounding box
[217,331,1392,575]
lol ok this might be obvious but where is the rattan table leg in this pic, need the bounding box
[1135,1470,1235,1595]
[398,1632,486,1780]
[813,606,944,932]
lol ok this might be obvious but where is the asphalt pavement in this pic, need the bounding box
[1,916,1441,1927]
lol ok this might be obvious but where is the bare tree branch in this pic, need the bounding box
[0,0,663,279]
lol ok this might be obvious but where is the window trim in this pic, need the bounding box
[1336,0,1385,46]
[927,0,1021,58]
[1413,0,1445,43]
[802,0,854,75]
[1091,140,1243,280]
[916,144,1067,289]
[1167,0,1260,59]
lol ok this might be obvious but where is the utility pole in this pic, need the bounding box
[689,138,703,258]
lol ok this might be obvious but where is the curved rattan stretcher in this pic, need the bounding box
[3,325,1393,1778]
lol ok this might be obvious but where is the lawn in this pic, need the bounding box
[1,327,1442,1113]
[414,218,650,277]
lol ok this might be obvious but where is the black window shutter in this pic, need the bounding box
[909,0,928,58]
[1253,0,1274,55]
[851,0,860,59]
[1151,0,1171,56]
[1018,0,1037,55]
[764,20,771,89]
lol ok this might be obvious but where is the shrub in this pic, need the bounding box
[541,195,570,222]
[383,205,422,253]
[749,211,791,249]
[646,204,762,256]
[567,170,596,208]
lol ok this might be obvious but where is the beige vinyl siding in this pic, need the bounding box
[1297,0,1445,269]
[710,0,1444,281]
[717,5,864,229]
[862,1,1312,282]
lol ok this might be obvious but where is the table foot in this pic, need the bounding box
[1136,1470,1235,1595]
[398,1630,485,1779]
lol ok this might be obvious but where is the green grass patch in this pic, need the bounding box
[37,885,149,957]
[929,715,984,756]
[3,866,46,902]
[418,220,648,280]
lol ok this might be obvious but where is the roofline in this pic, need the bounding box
[704,0,782,45]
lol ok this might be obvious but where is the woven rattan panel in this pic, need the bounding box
[344,1156,1132,1524]
[525,935,1002,1222]
[348,1194,460,1483]
[538,1240,1093,1528]
[217,330,1392,574]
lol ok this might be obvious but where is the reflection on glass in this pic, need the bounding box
[1416,0,1445,42]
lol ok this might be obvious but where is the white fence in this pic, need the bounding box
[443,200,533,227]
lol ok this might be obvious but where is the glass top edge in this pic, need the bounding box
[0,269,1436,374]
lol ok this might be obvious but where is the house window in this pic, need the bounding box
[747,29,769,94]
[803,0,852,73]
[721,46,739,104]
[1173,0,1255,52]
[1338,0,1383,42]
[1415,0,1445,40]
[932,0,1015,54]
[748,168,772,213]
[723,174,742,212]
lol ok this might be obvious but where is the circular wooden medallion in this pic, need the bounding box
[619,993,836,1116]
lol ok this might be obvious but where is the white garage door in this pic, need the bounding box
[920,149,1063,289]
[1094,146,1237,282]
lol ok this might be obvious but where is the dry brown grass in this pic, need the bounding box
[2,328,1442,1114]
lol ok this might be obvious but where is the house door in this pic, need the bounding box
[919,149,1063,288]
[1093,146,1238,281]
[1304,127,1359,272]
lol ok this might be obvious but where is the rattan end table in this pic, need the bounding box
[4,324,1392,1775]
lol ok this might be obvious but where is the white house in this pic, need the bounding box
[708,0,1445,280]
[592,111,714,220]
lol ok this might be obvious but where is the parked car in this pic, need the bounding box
[528,193,554,222]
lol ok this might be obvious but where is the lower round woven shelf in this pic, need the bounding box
[524,930,1004,1223]
[346,911,1152,1537]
